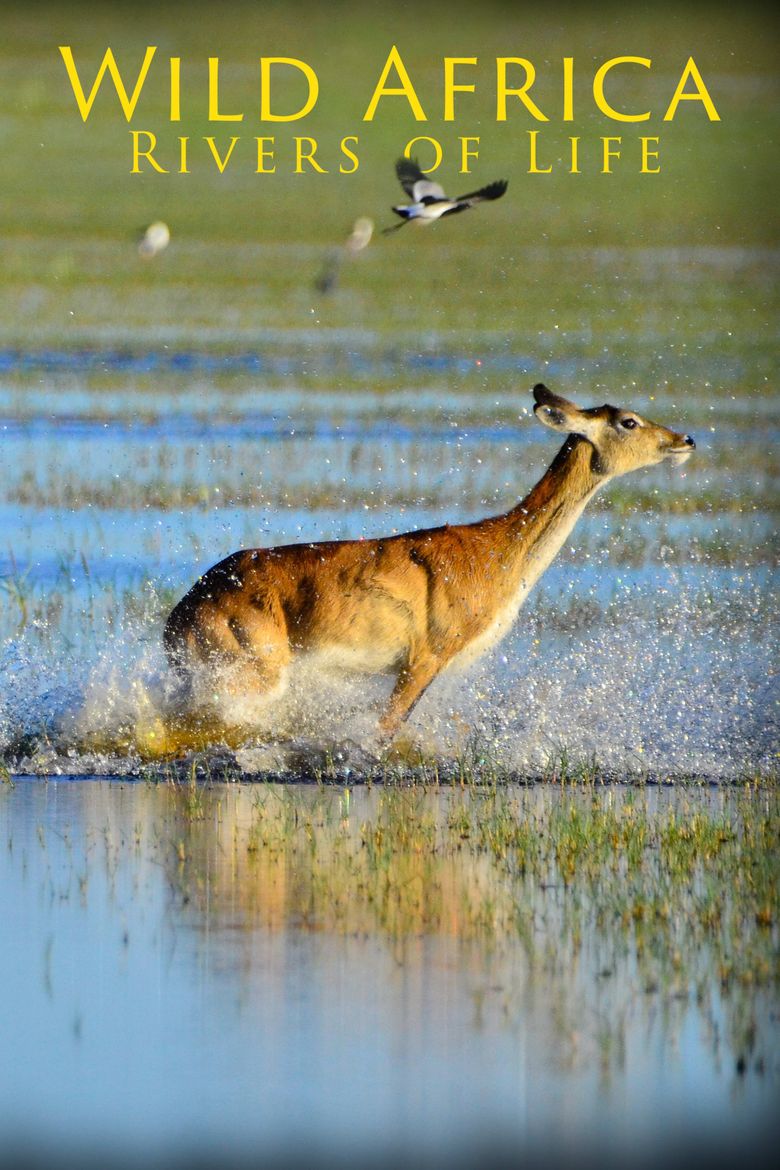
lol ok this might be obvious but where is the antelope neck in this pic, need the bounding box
[493,435,607,585]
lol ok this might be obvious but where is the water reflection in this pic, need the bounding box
[0,779,776,1170]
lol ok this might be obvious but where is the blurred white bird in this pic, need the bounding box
[137,221,171,258]
[315,215,374,294]
[384,157,508,234]
[344,216,374,254]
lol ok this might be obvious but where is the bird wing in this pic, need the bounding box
[412,180,446,202]
[395,156,425,195]
[454,179,508,204]
[395,156,445,201]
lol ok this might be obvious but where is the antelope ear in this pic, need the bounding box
[532,383,600,439]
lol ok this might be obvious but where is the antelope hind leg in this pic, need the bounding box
[209,649,291,730]
[149,623,293,757]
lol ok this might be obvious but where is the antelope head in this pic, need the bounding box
[532,383,695,477]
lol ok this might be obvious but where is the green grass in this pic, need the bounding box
[8,465,778,518]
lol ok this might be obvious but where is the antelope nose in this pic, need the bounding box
[683,434,695,448]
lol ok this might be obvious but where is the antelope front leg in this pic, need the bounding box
[378,654,442,739]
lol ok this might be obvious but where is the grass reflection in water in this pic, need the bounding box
[158,778,778,1073]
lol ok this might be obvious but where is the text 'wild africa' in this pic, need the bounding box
[59,45,722,176]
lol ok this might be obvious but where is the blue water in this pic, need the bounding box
[0,780,776,1170]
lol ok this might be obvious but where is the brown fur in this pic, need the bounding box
[164,384,694,739]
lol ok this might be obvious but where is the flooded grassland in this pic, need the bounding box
[1,778,777,1170]
[1,4,778,1167]
[0,350,777,1169]
[1,276,777,1170]
[0,346,776,780]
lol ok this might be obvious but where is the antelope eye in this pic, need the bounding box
[620,418,638,430]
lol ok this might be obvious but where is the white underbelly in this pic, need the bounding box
[304,641,400,676]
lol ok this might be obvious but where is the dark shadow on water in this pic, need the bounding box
[3,1130,779,1170]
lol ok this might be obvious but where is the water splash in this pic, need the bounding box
[1,576,775,781]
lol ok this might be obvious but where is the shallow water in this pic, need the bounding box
[0,352,777,779]
[0,779,776,1170]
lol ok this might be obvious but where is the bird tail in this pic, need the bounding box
[456,179,508,202]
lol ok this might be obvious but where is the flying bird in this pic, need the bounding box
[344,216,374,254]
[315,215,374,294]
[383,157,508,233]
[137,221,171,258]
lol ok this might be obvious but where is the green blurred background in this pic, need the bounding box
[0,0,777,358]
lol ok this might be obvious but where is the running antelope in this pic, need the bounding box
[163,383,694,741]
